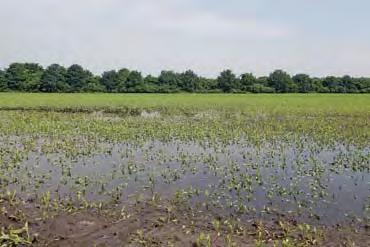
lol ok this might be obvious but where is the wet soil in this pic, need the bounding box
[1,200,369,247]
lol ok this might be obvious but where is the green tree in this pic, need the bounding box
[84,76,104,92]
[144,75,158,85]
[356,78,370,92]
[179,70,202,92]
[292,74,313,93]
[217,70,239,92]
[5,63,44,91]
[117,68,130,92]
[142,75,160,92]
[195,77,216,92]
[240,73,256,92]
[40,64,68,92]
[340,75,359,93]
[310,78,326,92]
[268,70,295,93]
[4,64,22,90]
[249,84,275,93]
[100,70,119,92]
[0,62,369,93]
[0,69,7,91]
[66,64,93,92]
[158,71,181,92]
[257,76,269,86]
[126,71,143,92]
[322,76,341,92]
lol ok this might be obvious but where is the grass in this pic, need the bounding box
[0,93,369,116]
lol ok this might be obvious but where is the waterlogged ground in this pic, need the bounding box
[3,138,369,226]
[0,96,369,246]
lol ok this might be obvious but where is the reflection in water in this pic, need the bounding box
[4,139,370,226]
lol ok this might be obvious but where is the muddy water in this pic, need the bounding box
[3,139,370,226]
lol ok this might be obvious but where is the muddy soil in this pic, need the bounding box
[0,200,369,247]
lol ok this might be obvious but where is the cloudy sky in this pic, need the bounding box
[1,0,369,77]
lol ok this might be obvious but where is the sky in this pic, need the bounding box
[1,0,370,77]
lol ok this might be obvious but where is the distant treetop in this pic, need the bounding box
[0,63,369,93]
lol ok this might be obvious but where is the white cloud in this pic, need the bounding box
[0,0,369,77]
[121,1,290,40]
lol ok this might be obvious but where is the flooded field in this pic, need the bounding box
[0,94,369,246]
[3,138,369,226]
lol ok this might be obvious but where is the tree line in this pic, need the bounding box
[0,63,369,93]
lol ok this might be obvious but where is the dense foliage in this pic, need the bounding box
[0,63,369,93]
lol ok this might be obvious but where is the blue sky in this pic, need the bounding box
[1,0,369,77]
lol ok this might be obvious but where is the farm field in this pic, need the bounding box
[0,93,369,115]
[0,93,369,246]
